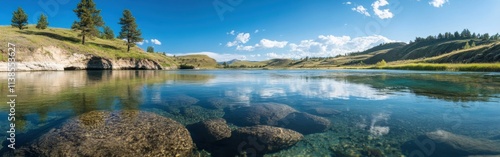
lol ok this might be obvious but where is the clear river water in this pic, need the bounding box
[0,70,499,156]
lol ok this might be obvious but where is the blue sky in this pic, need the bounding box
[1,0,499,61]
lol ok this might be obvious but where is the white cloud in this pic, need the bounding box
[283,35,395,59]
[345,1,352,5]
[226,41,238,47]
[352,5,371,16]
[236,45,255,51]
[150,39,162,45]
[259,39,288,48]
[136,40,144,45]
[226,32,251,48]
[236,33,250,44]
[254,29,259,33]
[429,0,448,8]
[227,30,235,35]
[372,0,394,19]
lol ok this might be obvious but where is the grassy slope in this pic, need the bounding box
[0,26,177,67]
[173,54,218,69]
[229,38,500,71]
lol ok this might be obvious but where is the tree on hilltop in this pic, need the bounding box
[11,7,28,30]
[72,0,104,45]
[100,26,115,39]
[36,14,49,30]
[118,9,143,52]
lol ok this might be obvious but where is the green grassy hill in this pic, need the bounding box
[0,26,177,68]
[173,54,218,69]
[228,30,500,71]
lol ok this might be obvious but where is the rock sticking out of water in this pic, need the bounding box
[230,125,303,156]
[402,130,500,157]
[15,110,194,157]
[224,103,297,126]
[278,112,331,134]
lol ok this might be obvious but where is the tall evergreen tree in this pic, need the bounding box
[118,9,143,52]
[72,0,104,45]
[482,33,490,41]
[11,7,28,30]
[36,14,49,30]
[454,31,460,39]
[100,26,114,39]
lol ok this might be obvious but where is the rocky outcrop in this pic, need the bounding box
[0,46,170,71]
[224,103,297,126]
[278,112,331,134]
[15,110,193,157]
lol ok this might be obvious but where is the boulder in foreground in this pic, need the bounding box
[16,110,194,157]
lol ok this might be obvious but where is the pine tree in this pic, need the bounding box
[463,41,471,49]
[100,26,114,39]
[471,41,476,47]
[11,7,28,30]
[72,0,104,45]
[147,46,154,53]
[36,14,49,30]
[482,33,490,41]
[118,10,143,52]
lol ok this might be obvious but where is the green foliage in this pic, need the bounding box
[376,59,387,67]
[11,7,28,30]
[147,46,154,53]
[118,10,143,52]
[482,33,490,41]
[463,41,471,49]
[179,64,195,69]
[36,14,49,30]
[73,0,104,45]
[100,26,114,39]
[471,41,476,47]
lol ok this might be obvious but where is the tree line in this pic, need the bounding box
[11,0,144,52]
[411,29,500,43]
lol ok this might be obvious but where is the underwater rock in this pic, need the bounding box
[188,118,231,143]
[304,107,340,116]
[205,97,230,109]
[224,103,297,126]
[230,125,303,155]
[163,94,199,106]
[278,112,331,134]
[17,110,194,157]
[402,130,500,157]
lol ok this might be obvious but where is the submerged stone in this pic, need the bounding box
[278,112,332,134]
[402,130,500,157]
[188,118,231,143]
[304,107,341,116]
[230,125,303,155]
[224,103,297,126]
[16,110,194,157]
[163,94,199,106]
[205,97,230,109]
